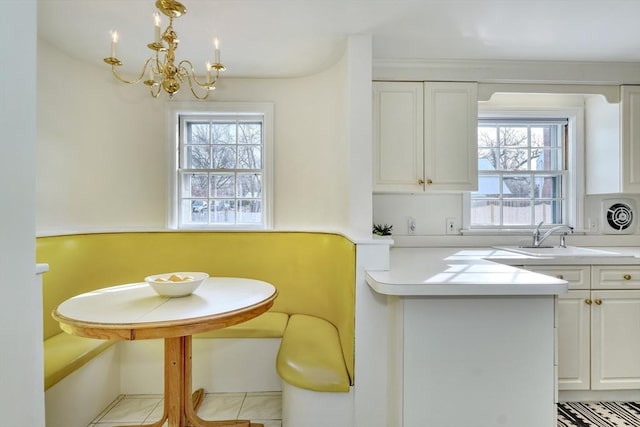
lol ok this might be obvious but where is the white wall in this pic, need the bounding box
[585,94,621,194]
[0,1,43,425]
[374,192,463,236]
[36,40,353,234]
[346,35,373,239]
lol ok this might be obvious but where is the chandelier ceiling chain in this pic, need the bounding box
[103,0,225,100]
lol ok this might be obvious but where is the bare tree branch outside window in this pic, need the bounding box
[473,120,566,227]
[180,116,264,226]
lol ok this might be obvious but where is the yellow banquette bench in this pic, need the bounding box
[37,231,356,397]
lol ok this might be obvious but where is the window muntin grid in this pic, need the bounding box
[178,115,264,227]
[471,119,567,228]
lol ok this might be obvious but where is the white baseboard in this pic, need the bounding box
[559,389,640,402]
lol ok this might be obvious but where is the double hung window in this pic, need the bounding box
[470,118,568,228]
[171,104,273,229]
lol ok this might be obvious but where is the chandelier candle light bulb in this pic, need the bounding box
[110,30,118,58]
[214,38,220,63]
[154,12,161,43]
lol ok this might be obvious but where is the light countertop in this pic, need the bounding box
[366,246,640,296]
[365,247,569,296]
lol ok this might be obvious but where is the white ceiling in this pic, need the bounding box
[38,0,640,78]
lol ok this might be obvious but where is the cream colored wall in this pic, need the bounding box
[207,64,350,231]
[36,40,350,234]
[37,41,166,232]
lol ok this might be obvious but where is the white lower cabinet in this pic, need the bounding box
[528,265,640,391]
[591,290,640,389]
[557,291,591,390]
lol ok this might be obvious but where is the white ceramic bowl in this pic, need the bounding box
[144,272,209,297]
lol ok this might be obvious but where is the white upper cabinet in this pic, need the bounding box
[586,85,640,194]
[373,81,478,193]
[423,82,478,191]
[621,86,640,192]
[373,82,424,192]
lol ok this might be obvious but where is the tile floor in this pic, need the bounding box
[88,391,282,427]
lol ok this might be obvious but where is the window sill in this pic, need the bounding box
[461,228,587,236]
[176,224,269,231]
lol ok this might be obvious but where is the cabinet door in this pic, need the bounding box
[621,85,640,192]
[423,82,478,191]
[591,290,640,390]
[372,82,424,192]
[557,291,591,390]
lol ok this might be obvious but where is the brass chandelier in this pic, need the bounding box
[103,0,225,100]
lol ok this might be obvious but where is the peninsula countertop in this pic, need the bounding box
[366,246,640,296]
[365,247,569,296]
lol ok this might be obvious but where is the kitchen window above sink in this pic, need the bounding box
[463,94,586,235]
[471,117,568,228]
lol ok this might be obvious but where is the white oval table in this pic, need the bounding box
[53,277,278,427]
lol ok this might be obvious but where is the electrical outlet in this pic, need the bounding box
[446,218,458,235]
[408,217,416,234]
[588,217,599,233]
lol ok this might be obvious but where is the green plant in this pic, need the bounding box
[372,223,393,236]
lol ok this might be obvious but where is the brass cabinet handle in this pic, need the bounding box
[595,299,602,305]
[624,274,632,281]
[427,178,433,185]
[585,299,592,305]
[418,179,425,185]
[556,274,564,280]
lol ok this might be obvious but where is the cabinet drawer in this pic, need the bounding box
[592,266,640,289]
[525,266,590,290]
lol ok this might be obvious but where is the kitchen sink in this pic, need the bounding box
[496,245,634,258]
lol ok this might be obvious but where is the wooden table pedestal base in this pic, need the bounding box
[120,336,263,427]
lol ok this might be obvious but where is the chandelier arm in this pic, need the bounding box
[110,57,156,85]
[178,60,212,88]
[185,74,211,100]
[175,61,211,100]
[208,67,221,86]
[149,83,162,98]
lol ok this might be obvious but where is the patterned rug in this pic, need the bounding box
[558,402,640,426]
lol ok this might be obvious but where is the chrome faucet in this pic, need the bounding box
[532,221,574,248]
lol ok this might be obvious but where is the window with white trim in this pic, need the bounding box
[470,117,568,228]
[170,103,273,229]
